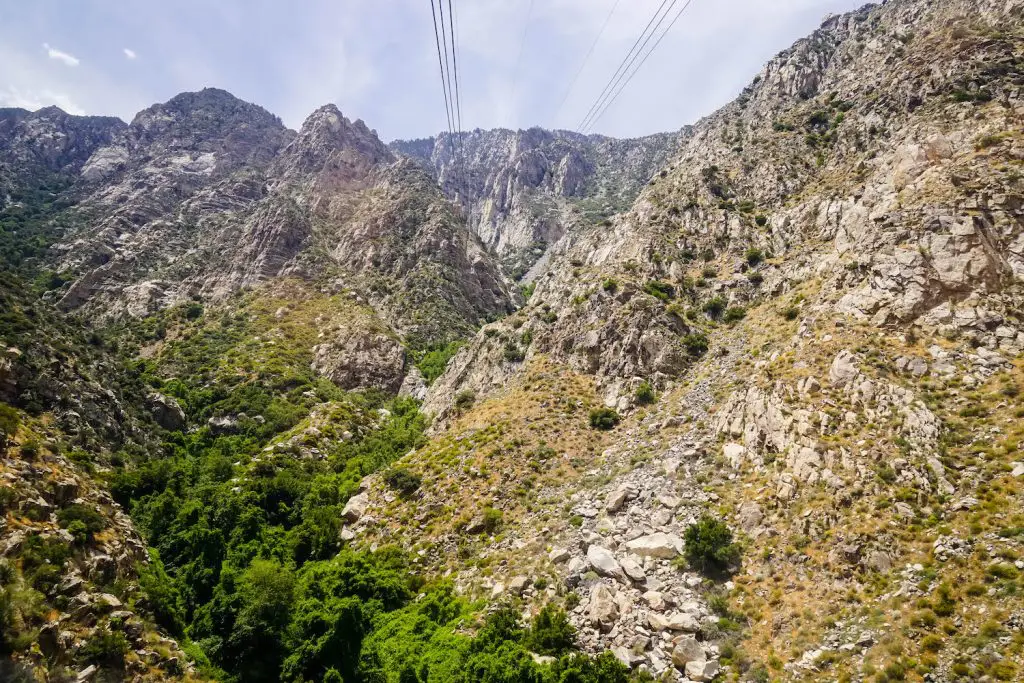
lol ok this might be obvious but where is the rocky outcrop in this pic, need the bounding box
[147,393,186,431]
[0,446,192,679]
[311,327,406,393]
[0,106,125,206]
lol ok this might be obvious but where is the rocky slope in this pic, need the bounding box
[392,128,680,278]
[348,0,1024,680]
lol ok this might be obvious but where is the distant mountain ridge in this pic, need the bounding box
[392,127,681,277]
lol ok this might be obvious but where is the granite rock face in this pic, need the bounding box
[392,127,681,277]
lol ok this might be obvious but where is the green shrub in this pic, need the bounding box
[57,504,106,542]
[601,278,619,293]
[635,382,656,405]
[80,630,129,667]
[384,467,422,496]
[702,297,727,318]
[414,341,464,385]
[184,302,204,320]
[684,515,741,575]
[723,306,747,323]
[745,247,764,266]
[138,551,186,636]
[754,215,768,227]
[503,342,525,362]
[783,306,799,321]
[976,134,1006,150]
[482,508,503,533]
[643,280,675,301]
[455,390,476,412]
[65,520,89,545]
[524,605,576,656]
[0,404,19,441]
[683,334,709,357]
[19,439,39,459]
[0,487,15,513]
[588,408,620,431]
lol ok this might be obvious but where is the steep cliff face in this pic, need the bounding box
[392,127,680,277]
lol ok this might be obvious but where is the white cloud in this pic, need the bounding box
[123,48,137,60]
[42,43,80,67]
[0,85,85,115]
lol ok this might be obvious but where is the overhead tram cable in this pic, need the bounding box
[446,0,469,209]
[582,0,697,134]
[553,0,622,127]
[429,0,456,141]
[429,0,464,209]
[576,0,677,134]
[509,0,536,129]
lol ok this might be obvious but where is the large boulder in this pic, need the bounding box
[589,583,619,632]
[829,350,860,387]
[586,545,625,580]
[625,532,683,559]
[148,393,186,431]
[341,492,369,523]
[671,636,705,670]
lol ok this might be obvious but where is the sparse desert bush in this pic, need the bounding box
[588,408,620,431]
[684,515,741,575]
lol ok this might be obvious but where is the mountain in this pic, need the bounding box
[392,127,680,278]
[364,0,1024,679]
[1,0,1023,680]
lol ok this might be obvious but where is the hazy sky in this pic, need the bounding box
[0,0,865,141]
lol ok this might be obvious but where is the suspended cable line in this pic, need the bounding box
[582,0,696,134]
[447,0,468,207]
[509,0,536,128]
[575,0,676,133]
[447,0,464,140]
[430,0,468,212]
[553,0,622,127]
[438,0,461,196]
[429,0,456,138]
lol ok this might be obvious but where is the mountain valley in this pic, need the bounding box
[1,0,1023,681]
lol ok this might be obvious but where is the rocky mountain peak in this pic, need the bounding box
[118,88,292,175]
[0,106,126,207]
[276,103,394,181]
[392,126,679,276]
